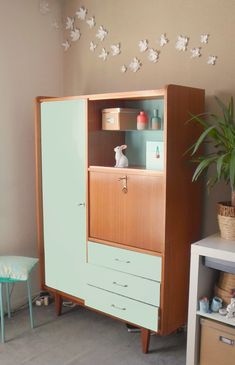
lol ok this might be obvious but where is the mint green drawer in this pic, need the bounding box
[87,265,160,306]
[88,241,162,281]
[85,286,159,331]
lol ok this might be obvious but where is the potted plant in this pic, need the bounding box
[189,96,235,240]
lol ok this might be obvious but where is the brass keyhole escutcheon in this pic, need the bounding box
[118,176,128,193]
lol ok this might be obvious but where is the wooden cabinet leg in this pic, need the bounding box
[141,328,150,353]
[54,293,62,316]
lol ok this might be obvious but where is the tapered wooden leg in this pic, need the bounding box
[141,328,150,353]
[54,293,62,316]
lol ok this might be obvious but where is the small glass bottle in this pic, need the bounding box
[151,109,161,130]
[137,111,148,130]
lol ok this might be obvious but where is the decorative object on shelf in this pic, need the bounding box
[70,28,81,42]
[86,16,96,28]
[98,48,109,61]
[129,57,141,72]
[175,35,189,51]
[148,49,160,63]
[199,297,209,313]
[138,39,148,52]
[211,296,223,312]
[102,108,139,130]
[137,111,148,130]
[121,65,127,73]
[110,43,121,56]
[146,141,164,171]
[200,34,209,44]
[226,298,235,318]
[219,307,227,316]
[114,145,129,168]
[215,272,235,305]
[188,96,235,240]
[159,33,169,47]
[76,6,87,20]
[96,26,108,41]
[89,41,97,52]
[207,55,217,65]
[151,109,161,130]
[190,47,201,58]
[62,40,70,52]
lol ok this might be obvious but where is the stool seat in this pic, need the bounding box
[0,256,38,343]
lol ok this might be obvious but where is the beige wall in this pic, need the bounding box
[62,0,233,236]
[0,0,63,305]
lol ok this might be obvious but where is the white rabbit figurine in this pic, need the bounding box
[114,145,128,168]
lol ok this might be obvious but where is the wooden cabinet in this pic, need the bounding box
[35,84,204,353]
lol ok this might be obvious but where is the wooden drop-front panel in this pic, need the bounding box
[89,169,165,252]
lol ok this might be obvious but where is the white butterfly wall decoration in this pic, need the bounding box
[86,17,96,28]
[70,28,81,42]
[175,35,189,51]
[96,26,108,41]
[76,7,87,20]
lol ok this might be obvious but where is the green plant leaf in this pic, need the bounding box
[192,156,217,181]
[229,148,235,190]
[191,125,216,155]
[217,153,227,179]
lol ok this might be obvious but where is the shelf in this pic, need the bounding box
[88,165,164,176]
[101,129,164,132]
[197,310,235,327]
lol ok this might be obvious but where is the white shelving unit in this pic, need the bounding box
[186,234,235,365]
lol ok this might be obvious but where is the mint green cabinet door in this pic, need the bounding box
[41,99,86,299]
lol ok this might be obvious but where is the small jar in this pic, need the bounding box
[137,111,148,130]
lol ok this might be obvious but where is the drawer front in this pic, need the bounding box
[88,241,162,281]
[87,264,160,306]
[85,286,159,331]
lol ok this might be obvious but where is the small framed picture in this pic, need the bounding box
[146,141,164,170]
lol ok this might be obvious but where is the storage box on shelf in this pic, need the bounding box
[200,318,235,365]
[35,85,204,353]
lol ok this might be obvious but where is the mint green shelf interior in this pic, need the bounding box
[124,99,164,167]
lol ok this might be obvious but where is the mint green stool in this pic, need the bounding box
[0,256,38,343]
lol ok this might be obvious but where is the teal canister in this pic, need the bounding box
[151,109,161,130]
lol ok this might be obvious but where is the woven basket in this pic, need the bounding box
[215,272,235,305]
[214,284,232,305]
[218,272,235,291]
[217,202,235,240]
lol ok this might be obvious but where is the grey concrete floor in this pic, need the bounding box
[0,304,186,365]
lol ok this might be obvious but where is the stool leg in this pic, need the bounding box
[27,278,34,329]
[0,283,5,343]
[6,283,11,319]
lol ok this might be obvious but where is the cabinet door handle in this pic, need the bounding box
[114,258,131,264]
[219,336,234,346]
[112,281,128,288]
[77,203,85,207]
[111,304,126,311]
[118,176,128,193]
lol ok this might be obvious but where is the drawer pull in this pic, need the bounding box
[111,304,126,311]
[112,281,128,288]
[219,336,234,346]
[114,258,131,264]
